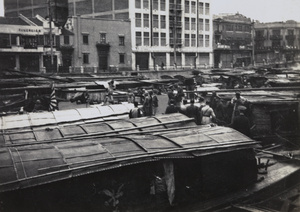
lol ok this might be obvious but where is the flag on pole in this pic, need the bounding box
[49,83,58,111]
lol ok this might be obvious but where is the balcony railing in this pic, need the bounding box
[285,35,296,40]
[169,21,182,28]
[254,36,265,40]
[59,44,74,51]
[270,35,283,40]
[169,4,182,10]
[96,41,110,47]
[214,30,222,35]
[170,39,182,47]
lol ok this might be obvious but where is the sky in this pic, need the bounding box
[0,0,300,22]
[212,0,300,22]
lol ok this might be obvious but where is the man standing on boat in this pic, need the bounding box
[230,91,247,123]
[185,99,200,124]
[229,106,251,137]
[165,99,179,114]
[143,92,152,116]
[199,97,216,125]
[129,102,143,118]
[152,89,159,116]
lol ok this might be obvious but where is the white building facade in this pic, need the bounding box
[128,0,213,70]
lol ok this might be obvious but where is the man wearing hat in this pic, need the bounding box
[229,105,251,137]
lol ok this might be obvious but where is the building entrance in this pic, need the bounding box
[136,53,149,70]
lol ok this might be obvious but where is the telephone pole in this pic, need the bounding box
[48,0,54,72]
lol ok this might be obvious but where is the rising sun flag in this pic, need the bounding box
[49,83,58,111]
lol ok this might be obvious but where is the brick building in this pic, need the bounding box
[213,13,253,68]
[254,20,300,66]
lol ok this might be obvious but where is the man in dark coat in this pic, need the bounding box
[229,106,251,137]
[165,99,179,114]
[185,99,200,124]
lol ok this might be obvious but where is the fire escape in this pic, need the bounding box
[169,1,182,66]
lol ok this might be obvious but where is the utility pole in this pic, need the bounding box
[48,0,54,72]
[173,1,177,68]
[251,21,255,66]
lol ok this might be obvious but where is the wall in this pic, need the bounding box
[71,16,132,72]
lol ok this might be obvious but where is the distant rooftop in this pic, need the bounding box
[213,13,252,24]
[0,17,28,25]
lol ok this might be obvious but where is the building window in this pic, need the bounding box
[44,34,55,46]
[136,32,142,46]
[205,35,209,47]
[272,29,280,36]
[226,24,234,31]
[83,53,89,64]
[191,18,196,31]
[199,2,203,14]
[21,36,38,48]
[287,30,294,46]
[205,19,209,31]
[100,33,106,43]
[185,34,189,47]
[161,15,166,29]
[287,29,294,35]
[199,18,204,31]
[153,0,158,10]
[143,0,149,9]
[244,25,251,32]
[119,36,125,46]
[160,0,165,11]
[272,40,281,47]
[191,1,196,13]
[161,33,166,46]
[185,1,189,13]
[135,13,142,27]
[119,53,125,64]
[64,36,69,45]
[144,14,149,28]
[135,0,141,8]
[191,34,196,46]
[205,3,210,15]
[199,34,203,47]
[153,32,159,46]
[236,25,243,32]
[82,34,89,45]
[38,35,44,46]
[185,17,190,30]
[256,40,264,49]
[0,34,11,48]
[153,15,159,28]
[11,34,18,45]
[144,32,150,46]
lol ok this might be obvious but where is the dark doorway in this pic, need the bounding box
[43,55,57,73]
[136,53,149,70]
[20,54,40,72]
[0,54,15,71]
[99,54,108,71]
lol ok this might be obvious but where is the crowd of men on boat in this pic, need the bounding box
[127,83,252,138]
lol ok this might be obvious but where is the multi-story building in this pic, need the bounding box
[213,13,253,68]
[254,20,300,65]
[0,15,61,73]
[62,16,132,73]
[5,0,214,71]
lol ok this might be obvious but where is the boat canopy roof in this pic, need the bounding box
[0,125,259,193]
[0,103,134,130]
[0,113,196,147]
